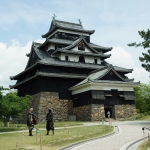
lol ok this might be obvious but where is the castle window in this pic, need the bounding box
[123,91,135,100]
[94,59,97,64]
[79,56,85,63]
[65,56,68,61]
[92,91,105,100]
[62,32,65,36]
[55,34,58,38]
[78,43,85,50]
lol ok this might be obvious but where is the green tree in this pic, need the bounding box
[0,90,31,126]
[134,83,150,113]
[128,28,150,72]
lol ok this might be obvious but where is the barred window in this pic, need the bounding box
[123,91,135,100]
[92,90,105,100]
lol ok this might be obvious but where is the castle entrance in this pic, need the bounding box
[104,105,114,118]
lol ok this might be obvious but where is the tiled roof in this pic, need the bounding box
[10,46,133,80]
[42,20,95,38]
[53,49,111,57]
[54,20,84,30]
[89,43,112,51]
[10,72,87,88]
[113,66,133,72]
[39,38,112,51]
[60,37,99,54]
[72,65,135,87]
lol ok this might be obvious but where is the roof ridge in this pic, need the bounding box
[54,19,82,26]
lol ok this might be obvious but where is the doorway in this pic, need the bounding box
[104,106,114,118]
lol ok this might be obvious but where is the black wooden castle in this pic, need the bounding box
[10,19,139,120]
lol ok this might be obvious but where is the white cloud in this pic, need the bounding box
[107,47,135,68]
[107,46,149,83]
[128,67,149,84]
[0,39,44,88]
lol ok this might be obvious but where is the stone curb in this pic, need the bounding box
[120,136,147,150]
[58,126,119,150]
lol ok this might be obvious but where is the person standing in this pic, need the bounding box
[46,108,54,135]
[107,111,111,118]
[27,108,38,136]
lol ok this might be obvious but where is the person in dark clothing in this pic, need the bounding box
[46,108,54,135]
[27,108,38,136]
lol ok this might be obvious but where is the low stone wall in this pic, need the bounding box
[73,105,91,121]
[115,104,137,119]
[91,104,105,121]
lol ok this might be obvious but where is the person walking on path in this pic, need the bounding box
[27,108,38,136]
[46,108,54,135]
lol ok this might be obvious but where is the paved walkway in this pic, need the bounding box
[70,121,150,150]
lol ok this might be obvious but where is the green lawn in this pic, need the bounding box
[136,115,150,121]
[0,121,83,132]
[137,139,150,150]
[0,125,113,150]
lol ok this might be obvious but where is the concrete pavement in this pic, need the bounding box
[61,121,150,150]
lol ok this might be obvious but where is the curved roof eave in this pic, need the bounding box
[42,26,95,38]
[52,49,111,58]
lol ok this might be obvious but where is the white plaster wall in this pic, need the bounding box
[58,53,79,62]
[84,56,101,64]
[72,45,91,52]
[57,53,101,64]
[71,83,135,95]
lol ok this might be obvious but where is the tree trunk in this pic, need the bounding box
[4,116,9,126]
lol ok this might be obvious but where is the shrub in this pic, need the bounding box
[147,111,150,115]
[136,109,140,113]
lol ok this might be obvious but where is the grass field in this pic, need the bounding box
[136,115,150,121]
[137,139,150,150]
[0,124,113,150]
[0,121,83,132]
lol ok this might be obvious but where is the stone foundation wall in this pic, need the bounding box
[22,92,136,122]
[115,104,137,119]
[73,105,91,121]
[23,92,73,123]
[91,104,105,121]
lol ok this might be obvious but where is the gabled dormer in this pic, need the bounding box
[88,65,134,82]
[51,37,111,64]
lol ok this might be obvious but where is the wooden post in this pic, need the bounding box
[40,133,42,150]
[22,130,24,148]
[16,142,18,150]
[68,126,70,142]
[36,132,37,144]
[143,129,145,148]
[86,126,88,138]
[99,108,101,125]
[148,133,150,146]
[52,133,54,146]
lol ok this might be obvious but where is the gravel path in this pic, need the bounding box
[70,121,150,150]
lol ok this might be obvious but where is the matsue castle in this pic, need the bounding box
[10,18,139,121]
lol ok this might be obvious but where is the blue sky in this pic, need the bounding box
[0,0,150,88]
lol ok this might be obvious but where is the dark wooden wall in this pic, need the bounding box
[72,90,135,107]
